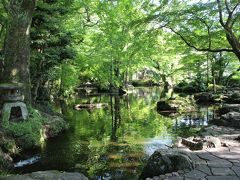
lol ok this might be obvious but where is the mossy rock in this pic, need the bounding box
[140,149,194,179]
[42,113,69,138]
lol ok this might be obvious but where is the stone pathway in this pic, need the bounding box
[146,125,240,180]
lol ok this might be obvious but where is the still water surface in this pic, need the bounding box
[14,87,214,179]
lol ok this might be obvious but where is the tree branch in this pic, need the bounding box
[232,3,240,13]
[169,27,233,53]
[224,0,231,14]
[217,0,225,27]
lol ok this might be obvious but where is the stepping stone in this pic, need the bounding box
[206,176,240,180]
[189,153,207,165]
[211,167,235,176]
[197,153,221,161]
[196,165,212,175]
[184,169,206,179]
[232,166,240,177]
[207,160,232,168]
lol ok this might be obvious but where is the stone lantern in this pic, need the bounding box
[0,83,28,126]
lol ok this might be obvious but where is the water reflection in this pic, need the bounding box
[14,87,214,179]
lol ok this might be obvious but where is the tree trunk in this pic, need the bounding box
[2,0,36,105]
[225,27,240,61]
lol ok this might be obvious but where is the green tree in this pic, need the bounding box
[30,0,76,101]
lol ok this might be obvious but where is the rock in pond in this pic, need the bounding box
[140,149,194,179]
[157,101,178,115]
[157,97,197,116]
[1,170,88,180]
[194,92,215,103]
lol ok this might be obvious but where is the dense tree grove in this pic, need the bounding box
[0,0,239,102]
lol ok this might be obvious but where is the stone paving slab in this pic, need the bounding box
[211,167,235,176]
[232,166,240,177]
[184,170,206,179]
[206,176,240,180]
[234,162,240,167]
[207,159,233,168]
[195,165,212,176]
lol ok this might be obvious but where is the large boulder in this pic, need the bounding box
[140,149,194,179]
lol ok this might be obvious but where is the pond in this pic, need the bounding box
[14,87,215,179]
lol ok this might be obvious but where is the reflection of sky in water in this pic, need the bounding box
[14,155,40,168]
[144,136,172,156]
[177,117,208,126]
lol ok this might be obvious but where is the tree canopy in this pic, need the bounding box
[0,0,239,100]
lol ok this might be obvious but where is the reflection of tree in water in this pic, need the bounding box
[110,96,121,142]
[58,90,173,179]
[86,95,145,179]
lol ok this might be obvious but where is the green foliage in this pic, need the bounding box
[5,108,46,149]
[0,138,17,155]
[2,0,239,101]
